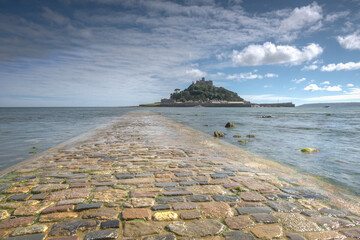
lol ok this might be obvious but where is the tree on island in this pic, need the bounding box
[170,82,244,102]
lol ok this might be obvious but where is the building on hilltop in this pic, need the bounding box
[195,77,213,86]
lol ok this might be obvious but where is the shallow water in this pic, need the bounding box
[150,107,360,196]
[0,107,359,195]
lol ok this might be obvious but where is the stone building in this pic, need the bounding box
[195,77,213,86]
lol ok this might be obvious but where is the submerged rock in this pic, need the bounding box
[233,135,241,138]
[225,122,236,128]
[214,131,225,138]
[299,148,319,153]
[246,134,255,138]
[238,140,248,143]
[261,116,272,118]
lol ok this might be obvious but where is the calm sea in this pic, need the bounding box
[0,107,359,195]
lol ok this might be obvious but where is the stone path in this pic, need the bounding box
[0,111,359,240]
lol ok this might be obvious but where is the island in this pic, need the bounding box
[140,77,295,107]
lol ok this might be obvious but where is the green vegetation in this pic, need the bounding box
[141,102,161,106]
[299,148,319,153]
[225,122,236,128]
[170,83,244,102]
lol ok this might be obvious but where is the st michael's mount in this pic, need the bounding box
[140,78,295,107]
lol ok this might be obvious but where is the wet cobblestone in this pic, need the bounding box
[0,111,359,239]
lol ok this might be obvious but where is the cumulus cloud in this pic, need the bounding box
[305,88,360,102]
[304,84,342,91]
[292,78,306,84]
[232,42,323,66]
[321,81,330,85]
[185,69,207,78]
[337,33,360,50]
[325,11,349,22]
[347,83,354,87]
[227,72,263,81]
[264,73,278,78]
[321,62,360,71]
[302,64,318,71]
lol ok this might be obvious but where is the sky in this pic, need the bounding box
[0,0,360,107]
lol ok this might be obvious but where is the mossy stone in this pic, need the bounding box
[299,148,319,153]
[225,122,236,128]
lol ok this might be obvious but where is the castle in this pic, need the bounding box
[194,77,213,86]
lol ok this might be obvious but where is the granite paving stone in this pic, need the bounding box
[122,208,151,220]
[82,208,118,220]
[131,198,155,207]
[152,205,171,211]
[186,195,211,202]
[212,195,240,202]
[240,192,266,202]
[223,231,255,240]
[49,219,99,236]
[172,202,197,210]
[286,234,306,240]
[75,202,103,211]
[123,222,163,237]
[200,202,234,218]
[266,201,304,212]
[251,224,283,239]
[7,194,32,201]
[236,206,272,215]
[157,197,184,204]
[166,219,225,237]
[83,229,118,240]
[339,228,360,239]
[224,216,254,229]
[180,210,201,220]
[319,208,347,217]
[153,211,178,221]
[2,234,47,240]
[142,234,176,240]
[32,184,69,193]
[39,212,78,222]
[0,209,10,220]
[275,213,322,232]
[304,231,346,240]
[100,220,120,229]
[10,224,48,236]
[251,213,279,223]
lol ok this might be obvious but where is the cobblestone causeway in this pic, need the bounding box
[0,111,359,239]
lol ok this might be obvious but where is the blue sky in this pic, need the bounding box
[0,0,360,106]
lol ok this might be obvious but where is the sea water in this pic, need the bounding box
[0,107,359,195]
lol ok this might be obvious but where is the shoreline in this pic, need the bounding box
[0,110,359,239]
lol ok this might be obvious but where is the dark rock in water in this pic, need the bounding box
[203,124,209,126]
[261,116,272,118]
[233,135,241,138]
[238,139,248,143]
[225,122,236,128]
[214,131,225,138]
[246,134,255,138]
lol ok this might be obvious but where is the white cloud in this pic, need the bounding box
[263,85,272,88]
[321,62,360,71]
[302,64,318,71]
[227,72,263,81]
[232,42,323,66]
[264,73,278,78]
[292,77,306,84]
[325,11,349,22]
[185,68,207,78]
[304,84,322,91]
[305,88,360,102]
[304,84,342,91]
[347,83,354,87]
[321,81,330,85]
[241,94,295,102]
[337,33,360,50]
[326,85,342,91]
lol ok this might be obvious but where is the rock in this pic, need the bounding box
[115,174,134,179]
[313,216,354,230]
[275,213,322,232]
[153,211,178,221]
[0,210,9,220]
[75,202,102,211]
[223,231,255,240]
[319,208,347,217]
[56,198,84,206]
[155,182,178,187]
[131,198,155,207]
[84,229,118,240]
[142,234,176,240]
[224,216,254,230]
[3,234,46,240]
[172,202,197,210]
[180,211,201,220]
[266,201,304,212]
[46,188,91,201]
[251,213,279,224]
[236,207,272,215]
[174,172,193,177]
[261,116,272,118]
[49,219,99,236]
[39,212,78,222]
[10,225,48,236]
[212,195,240,202]
[225,122,236,128]
[246,134,255,138]
[166,219,225,237]
[299,148,319,153]
[101,220,120,229]
[238,139,248,143]
[123,222,162,237]
[163,190,193,196]
[42,205,74,214]
[7,194,32,201]
[233,135,241,138]
[214,131,225,138]
[93,189,128,203]
[190,185,228,195]
[200,202,233,218]
[32,184,69,193]
[157,197,184,204]
[186,195,211,202]
[122,208,151,220]
[339,228,360,239]
[152,205,171,211]
[251,224,282,239]
[82,208,118,220]
[210,174,228,179]
[13,202,53,216]
[305,231,347,240]
[286,234,306,240]
[240,192,266,202]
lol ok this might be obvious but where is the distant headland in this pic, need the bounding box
[140,77,295,107]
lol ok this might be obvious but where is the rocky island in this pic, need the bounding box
[140,78,295,107]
